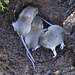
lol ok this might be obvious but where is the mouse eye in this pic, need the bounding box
[27,13,32,17]
[31,22,34,27]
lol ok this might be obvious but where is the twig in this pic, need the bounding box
[1,62,16,74]
[3,45,7,53]
[61,69,75,74]
[66,4,75,13]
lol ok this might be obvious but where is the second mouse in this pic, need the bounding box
[25,17,44,51]
[39,25,66,58]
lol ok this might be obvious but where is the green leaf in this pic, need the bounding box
[54,70,61,74]
[4,0,9,4]
[0,4,6,11]
[0,1,2,5]
[70,66,75,70]
[0,0,9,11]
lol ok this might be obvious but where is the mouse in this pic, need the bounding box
[12,6,38,36]
[25,17,44,51]
[38,25,66,58]
[24,17,44,70]
[12,6,38,70]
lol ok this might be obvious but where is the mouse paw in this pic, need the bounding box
[51,47,57,58]
[32,48,36,51]
[44,28,48,32]
[32,45,40,51]
[12,22,16,31]
[60,42,65,50]
[12,22,15,26]
[53,55,56,58]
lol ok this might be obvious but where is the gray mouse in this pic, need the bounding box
[12,6,38,36]
[12,6,38,70]
[25,17,44,51]
[25,17,44,70]
[39,25,65,57]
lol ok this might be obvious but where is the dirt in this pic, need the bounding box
[0,0,75,75]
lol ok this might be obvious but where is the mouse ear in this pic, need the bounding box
[26,13,32,17]
[43,41,47,46]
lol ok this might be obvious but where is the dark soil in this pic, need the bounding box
[0,0,75,75]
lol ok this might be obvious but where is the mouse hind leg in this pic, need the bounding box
[51,47,57,58]
[60,42,65,50]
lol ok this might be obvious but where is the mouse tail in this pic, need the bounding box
[36,16,53,26]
